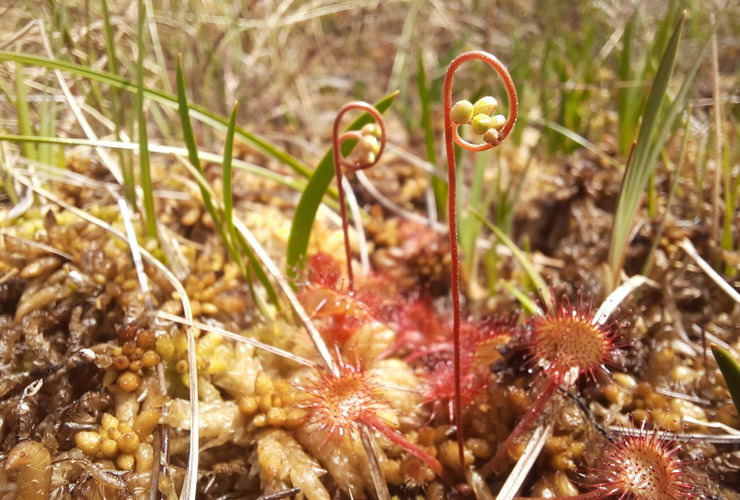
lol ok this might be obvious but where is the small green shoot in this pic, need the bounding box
[459,149,491,282]
[500,280,539,315]
[221,100,270,317]
[712,345,740,415]
[176,56,278,311]
[532,117,622,170]
[470,206,550,309]
[37,76,56,167]
[616,11,648,157]
[137,0,156,239]
[222,102,242,277]
[101,0,133,207]
[14,63,37,162]
[642,112,691,277]
[712,33,737,272]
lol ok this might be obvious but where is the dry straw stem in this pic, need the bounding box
[496,424,553,500]
[679,238,740,307]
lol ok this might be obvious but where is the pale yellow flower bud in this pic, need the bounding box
[473,96,498,116]
[483,128,499,145]
[450,100,474,125]
[361,123,381,137]
[471,114,492,135]
[361,134,380,155]
[491,114,506,131]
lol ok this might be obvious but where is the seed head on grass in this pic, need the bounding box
[588,418,704,500]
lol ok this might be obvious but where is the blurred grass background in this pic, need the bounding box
[1,0,738,271]
[2,0,736,154]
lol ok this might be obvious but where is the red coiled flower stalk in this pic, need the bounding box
[443,50,518,468]
[332,102,386,291]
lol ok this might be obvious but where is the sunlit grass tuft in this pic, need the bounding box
[175,56,279,312]
[607,11,713,290]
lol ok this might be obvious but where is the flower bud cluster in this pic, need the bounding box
[450,96,506,145]
[354,123,382,166]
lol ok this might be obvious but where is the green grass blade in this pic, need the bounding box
[469,206,550,307]
[137,0,155,237]
[0,134,314,197]
[175,60,225,233]
[221,101,275,316]
[101,0,132,203]
[101,0,119,76]
[712,345,740,415]
[176,56,208,180]
[607,12,683,286]
[500,280,538,315]
[0,51,316,184]
[608,12,714,288]
[617,11,635,156]
[138,108,156,236]
[460,150,490,278]
[417,52,446,219]
[223,101,240,271]
[532,117,623,170]
[14,64,37,162]
[285,92,398,277]
[617,11,648,157]
[176,57,279,311]
[233,232,279,315]
[630,13,683,174]
[642,114,691,276]
[37,78,55,166]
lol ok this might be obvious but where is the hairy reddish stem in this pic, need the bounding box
[480,376,557,477]
[443,51,518,469]
[362,413,443,476]
[332,102,386,291]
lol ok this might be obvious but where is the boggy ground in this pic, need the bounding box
[1,138,739,499]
